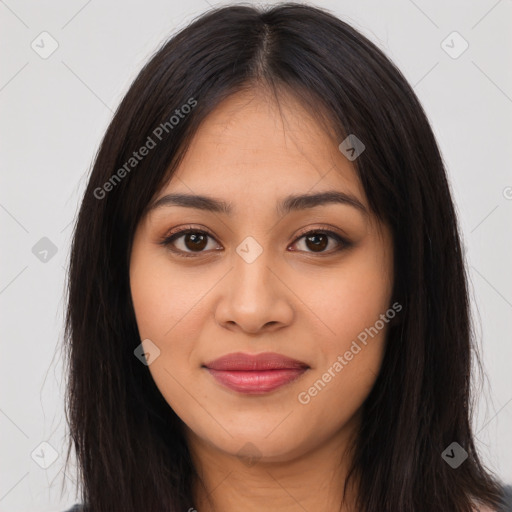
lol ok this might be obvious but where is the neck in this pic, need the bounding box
[185,415,360,512]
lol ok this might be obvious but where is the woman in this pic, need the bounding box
[62,3,510,511]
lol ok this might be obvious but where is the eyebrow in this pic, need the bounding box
[148,190,368,217]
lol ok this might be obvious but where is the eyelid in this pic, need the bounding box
[158,223,351,257]
[292,224,350,244]
[164,224,214,239]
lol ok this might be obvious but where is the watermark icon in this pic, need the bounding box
[94,97,197,200]
[32,237,58,263]
[441,442,468,468]
[338,134,365,161]
[134,338,161,366]
[236,236,264,264]
[503,186,512,200]
[441,31,469,59]
[31,31,59,59]
[297,301,402,405]
[31,441,59,469]
[236,441,262,467]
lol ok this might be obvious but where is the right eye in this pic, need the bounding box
[159,227,223,258]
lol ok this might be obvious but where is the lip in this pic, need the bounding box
[203,352,309,394]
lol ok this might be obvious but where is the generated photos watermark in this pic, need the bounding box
[297,301,402,405]
[94,97,197,200]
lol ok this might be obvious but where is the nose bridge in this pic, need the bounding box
[231,234,277,304]
[214,234,293,332]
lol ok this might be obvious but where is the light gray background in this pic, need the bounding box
[1,0,511,510]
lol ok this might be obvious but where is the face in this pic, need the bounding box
[129,87,394,464]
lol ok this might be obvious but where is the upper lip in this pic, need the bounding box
[203,352,309,371]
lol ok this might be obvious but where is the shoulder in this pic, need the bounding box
[63,505,84,512]
[474,484,512,512]
[501,485,512,511]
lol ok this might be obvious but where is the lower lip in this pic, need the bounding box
[205,368,308,394]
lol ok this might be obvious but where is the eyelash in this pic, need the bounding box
[158,224,352,258]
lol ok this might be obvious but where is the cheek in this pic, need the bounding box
[129,249,208,415]
[130,245,206,341]
[296,290,390,435]
[294,246,392,413]
[307,252,393,353]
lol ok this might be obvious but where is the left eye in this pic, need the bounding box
[291,230,348,253]
[159,228,349,258]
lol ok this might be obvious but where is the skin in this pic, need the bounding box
[129,86,395,512]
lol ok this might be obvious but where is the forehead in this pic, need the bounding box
[158,88,367,212]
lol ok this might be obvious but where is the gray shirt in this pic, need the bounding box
[62,484,512,511]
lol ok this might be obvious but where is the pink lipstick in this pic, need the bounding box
[203,352,309,394]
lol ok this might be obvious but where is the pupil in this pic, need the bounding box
[306,233,327,251]
[186,233,207,251]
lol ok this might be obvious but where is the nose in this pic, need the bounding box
[214,249,295,335]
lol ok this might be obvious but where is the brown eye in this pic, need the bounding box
[304,233,329,252]
[183,232,208,251]
[160,228,220,257]
[290,230,348,254]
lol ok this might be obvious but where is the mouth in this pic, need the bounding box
[202,352,310,394]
